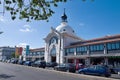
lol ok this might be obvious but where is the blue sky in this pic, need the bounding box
[0,0,120,48]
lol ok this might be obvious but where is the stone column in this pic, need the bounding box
[74,48,77,64]
[104,43,107,54]
[104,43,108,65]
[86,46,90,66]
[85,58,90,66]
[87,46,90,55]
[104,57,108,65]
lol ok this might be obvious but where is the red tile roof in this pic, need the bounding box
[65,34,120,48]
[30,47,45,52]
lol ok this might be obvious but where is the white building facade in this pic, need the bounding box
[44,12,82,64]
[26,12,120,67]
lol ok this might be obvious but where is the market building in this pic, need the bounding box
[26,12,120,67]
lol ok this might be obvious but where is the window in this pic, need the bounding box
[107,42,120,50]
[112,43,115,49]
[76,46,87,55]
[73,30,74,33]
[107,43,111,50]
[50,47,56,56]
[49,36,58,45]
[69,48,74,53]
[63,29,66,31]
[116,42,120,49]
[65,48,74,55]
[90,44,104,52]
[99,44,104,50]
[40,52,44,55]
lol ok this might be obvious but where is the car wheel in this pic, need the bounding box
[67,70,69,72]
[80,71,85,74]
[105,74,110,77]
[43,67,45,69]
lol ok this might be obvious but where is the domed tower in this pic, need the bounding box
[44,10,82,64]
[56,10,82,47]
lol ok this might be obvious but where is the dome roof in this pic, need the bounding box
[56,22,75,35]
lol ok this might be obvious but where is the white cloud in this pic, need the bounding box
[23,24,31,28]
[20,28,32,32]
[17,43,29,48]
[0,16,5,22]
[19,24,33,32]
[79,23,85,26]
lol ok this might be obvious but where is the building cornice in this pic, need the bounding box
[65,34,120,48]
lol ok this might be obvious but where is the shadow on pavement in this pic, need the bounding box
[0,74,15,79]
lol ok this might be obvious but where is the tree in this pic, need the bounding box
[0,0,94,22]
[11,52,15,58]
[15,53,19,58]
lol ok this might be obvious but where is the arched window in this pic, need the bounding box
[49,36,58,45]
[50,47,56,56]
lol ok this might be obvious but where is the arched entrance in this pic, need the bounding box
[50,47,56,62]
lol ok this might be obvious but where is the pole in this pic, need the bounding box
[59,33,61,65]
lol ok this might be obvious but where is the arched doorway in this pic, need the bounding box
[50,47,56,62]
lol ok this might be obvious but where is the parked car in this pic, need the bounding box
[31,60,46,68]
[76,63,85,70]
[46,62,58,67]
[7,59,11,63]
[24,61,33,66]
[78,65,111,77]
[11,59,18,64]
[18,60,25,65]
[54,63,76,73]
[110,68,120,74]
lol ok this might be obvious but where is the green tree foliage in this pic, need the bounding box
[0,0,94,22]
[15,53,19,58]
[11,52,19,58]
[11,52,15,58]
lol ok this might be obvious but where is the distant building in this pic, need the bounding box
[0,46,15,60]
[26,48,44,61]
[26,12,120,67]
[19,45,30,61]
[15,47,23,56]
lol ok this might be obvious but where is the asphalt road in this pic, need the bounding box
[0,62,119,80]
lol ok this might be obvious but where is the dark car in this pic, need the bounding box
[110,68,120,74]
[18,60,25,65]
[31,60,46,68]
[24,61,33,66]
[54,63,76,73]
[46,62,58,67]
[78,65,111,77]
[76,63,85,70]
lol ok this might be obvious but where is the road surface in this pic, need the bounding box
[0,62,118,80]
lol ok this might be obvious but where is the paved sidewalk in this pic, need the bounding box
[111,74,120,79]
